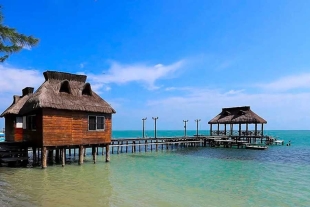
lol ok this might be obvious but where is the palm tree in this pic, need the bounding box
[0,6,39,62]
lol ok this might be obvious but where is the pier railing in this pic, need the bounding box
[211,130,263,136]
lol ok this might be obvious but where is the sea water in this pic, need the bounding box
[0,130,310,207]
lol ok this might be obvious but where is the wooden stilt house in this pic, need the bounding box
[208,106,267,137]
[1,71,116,167]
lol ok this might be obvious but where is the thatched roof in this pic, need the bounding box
[0,92,33,117]
[208,106,267,124]
[1,71,116,117]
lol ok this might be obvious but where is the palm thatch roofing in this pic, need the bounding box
[208,106,267,124]
[1,71,116,117]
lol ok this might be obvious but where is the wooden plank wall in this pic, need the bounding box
[42,108,112,146]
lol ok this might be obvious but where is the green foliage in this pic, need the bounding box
[0,6,39,62]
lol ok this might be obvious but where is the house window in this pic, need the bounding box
[16,117,23,128]
[27,115,37,131]
[88,116,105,131]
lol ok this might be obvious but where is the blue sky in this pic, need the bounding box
[1,0,310,130]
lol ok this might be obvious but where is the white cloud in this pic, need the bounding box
[145,87,310,129]
[257,73,310,91]
[87,60,185,90]
[0,65,42,94]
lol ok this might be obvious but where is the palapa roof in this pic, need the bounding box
[208,106,267,124]
[1,71,116,117]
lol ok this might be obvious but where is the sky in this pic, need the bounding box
[1,0,310,130]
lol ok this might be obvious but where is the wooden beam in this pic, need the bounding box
[41,147,47,169]
[105,144,110,162]
[92,146,97,164]
[62,148,65,167]
[79,146,84,165]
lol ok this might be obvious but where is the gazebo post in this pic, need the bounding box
[230,124,233,136]
[217,123,220,135]
[261,124,264,136]
[239,123,241,136]
[224,124,226,135]
[255,123,257,136]
[210,124,212,136]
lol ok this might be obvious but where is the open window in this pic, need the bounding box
[88,115,105,131]
[59,80,71,94]
[27,115,37,131]
[15,117,23,128]
[82,83,92,96]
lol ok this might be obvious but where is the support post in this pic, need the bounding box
[183,120,188,137]
[92,146,97,164]
[32,147,37,166]
[224,124,227,135]
[62,148,65,167]
[41,147,47,169]
[79,146,84,165]
[142,117,147,138]
[195,119,201,136]
[261,124,264,136]
[210,124,212,136]
[105,145,110,162]
[55,149,60,164]
[48,150,53,164]
[152,117,159,139]
[217,123,220,135]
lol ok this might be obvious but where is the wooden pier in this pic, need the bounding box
[109,134,273,154]
[0,134,273,167]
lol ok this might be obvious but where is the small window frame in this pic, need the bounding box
[88,115,105,131]
[27,115,37,131]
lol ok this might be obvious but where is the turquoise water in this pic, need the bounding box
[0,130,310,206]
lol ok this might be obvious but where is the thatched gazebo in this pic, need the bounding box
[1,71,116,167]
[208,106,267,137]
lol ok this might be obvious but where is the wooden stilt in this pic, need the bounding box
[84,147,86,157]
[62,148,65,167]
[105,145,110,162]
[117,141,120,154]
[69,147,71,157]
[92,146,97,164]
[42,147,47,169]
[55,149,60,164]
[37,148,40,163]
[139,140,141,152]
[32,147,37,166]
[48,150,53,164]
[79,146,84,165]
[97,147,99,155]
[151,140,153,151]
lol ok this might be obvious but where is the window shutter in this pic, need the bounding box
[23,116,27,129]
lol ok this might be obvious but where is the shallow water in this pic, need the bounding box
[1,130,310,207]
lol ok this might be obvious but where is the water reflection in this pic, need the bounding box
[0,157,113,207]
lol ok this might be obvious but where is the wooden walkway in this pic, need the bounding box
[109,135,273,154]
[0,135,273,167]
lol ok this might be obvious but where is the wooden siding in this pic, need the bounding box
[14,128,23,142]
[42,108,112,146]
